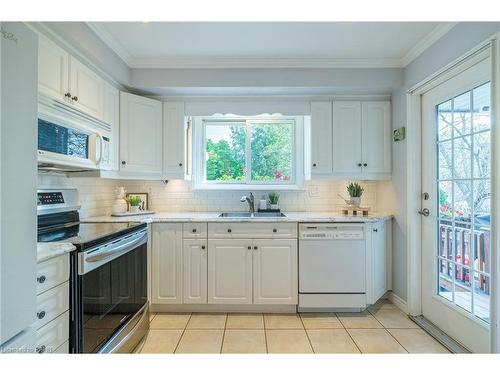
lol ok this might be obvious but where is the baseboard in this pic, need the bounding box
[388,292,408,313]
[151,304,297,313]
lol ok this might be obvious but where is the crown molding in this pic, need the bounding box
[401,22,458,66]
[86,22,133,66]
[128,57,403,69]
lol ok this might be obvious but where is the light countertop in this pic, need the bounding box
[37,242,76,263]
[82,211,393,224]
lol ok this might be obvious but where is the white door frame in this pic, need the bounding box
[406,32,500,353]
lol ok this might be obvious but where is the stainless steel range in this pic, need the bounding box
[37,188,149,353]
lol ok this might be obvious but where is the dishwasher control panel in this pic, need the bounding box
[299,224,364,240]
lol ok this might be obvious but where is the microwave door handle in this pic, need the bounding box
[95,132,104,165]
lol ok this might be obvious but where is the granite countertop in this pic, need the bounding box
[37,242,76,263]
[82,211,393,224]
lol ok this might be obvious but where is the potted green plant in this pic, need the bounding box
[126,195,142,213]
[268,192,280,210]
[346,182,364,207]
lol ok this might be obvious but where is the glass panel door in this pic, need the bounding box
[436,82,491,323]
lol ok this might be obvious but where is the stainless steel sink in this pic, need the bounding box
[218,212,287,218]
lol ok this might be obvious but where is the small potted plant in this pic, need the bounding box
[268,192,280,210]
[346,182,364,207]
[126,195,142,213]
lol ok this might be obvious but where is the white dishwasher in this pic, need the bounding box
[298,223,366,312]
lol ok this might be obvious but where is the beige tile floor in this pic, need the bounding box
[140,300,450,354]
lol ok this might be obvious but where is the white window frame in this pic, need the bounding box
[191,115,305,190]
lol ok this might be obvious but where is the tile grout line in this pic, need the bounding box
[220,313,228,354]
[263,314,269,354]
[367,309,409,353]
[173,313,193,354]
[336,312,363,354]
[298,313,315,354]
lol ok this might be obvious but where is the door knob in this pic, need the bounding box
[418,208,430,217]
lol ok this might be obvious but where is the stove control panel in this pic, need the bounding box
[37,192,64,206]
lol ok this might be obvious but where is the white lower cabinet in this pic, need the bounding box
[253,239,298,304]
[366,221,388,304]
[151,223,183,304]
[183,239,208,304]
[35,311,69,354]
[208,239,253,304]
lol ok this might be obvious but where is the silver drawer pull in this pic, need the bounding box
[37,275,46,284]
[37,311,46,320]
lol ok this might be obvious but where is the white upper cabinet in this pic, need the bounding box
[361,102,391,176]
[37,35,111,123]
[102,83,120,171]
[311,100,391,180]
[252,239,298,305]
[163,102,185,179]
[151,223,183,304]
[119,92,163,178]
[69,57,105,120]
[38,35,69,101]
[310,101,333,176]
[332,101,362,176]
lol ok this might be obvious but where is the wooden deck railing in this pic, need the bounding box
[438,220,490,294]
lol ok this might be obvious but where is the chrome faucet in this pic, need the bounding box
[240,192,255,215]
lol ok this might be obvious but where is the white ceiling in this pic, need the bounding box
[88,22,457,69]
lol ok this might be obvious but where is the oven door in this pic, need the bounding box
[74,229,148,353]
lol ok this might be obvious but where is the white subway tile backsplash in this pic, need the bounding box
[38,174,381,219]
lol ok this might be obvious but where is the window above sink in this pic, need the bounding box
[190,114,307,191]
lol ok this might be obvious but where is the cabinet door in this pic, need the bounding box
[69,57,105,119]
[361,102,391,175]
[101,83,119,171]
[151,223,183,304]
[371,222,387,303]
[310,101,333,175]
[332,101,362,175]
[119,92,163,177]
[163,101,185,179]
[253,239,298,305]
[208,239,252,304]
[183,239,208,304]
[38,35,69,101]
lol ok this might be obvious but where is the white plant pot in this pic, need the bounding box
[349,197,361,207]
[130,205,140,213]
[270,204,279,210]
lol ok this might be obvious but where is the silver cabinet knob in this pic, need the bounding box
[64,92,71,99]
[36,345,46,354]
[247,246,251,250]
[272,229,277,233]
[37,275,46,284]
[72,96,78,102]
[201,245,206,250]
[192,228,197,233]
[227,229,232,233]
[253,246,258,250]
[37,311,46,320]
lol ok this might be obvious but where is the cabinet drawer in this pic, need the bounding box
[35,311,69,354]
[36,254,70,295]
[183,222,208,238]
[208,222,297,239]
[33,281,69,330]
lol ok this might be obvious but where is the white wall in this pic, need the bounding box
[390,22,500,302]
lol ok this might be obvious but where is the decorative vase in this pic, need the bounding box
[130,205,140,213]
[111,187,128,215]
[349,197,361,207]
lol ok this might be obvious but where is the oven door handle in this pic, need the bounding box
[79,229,147,275]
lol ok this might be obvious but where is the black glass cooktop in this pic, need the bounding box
[38,222,146,250]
